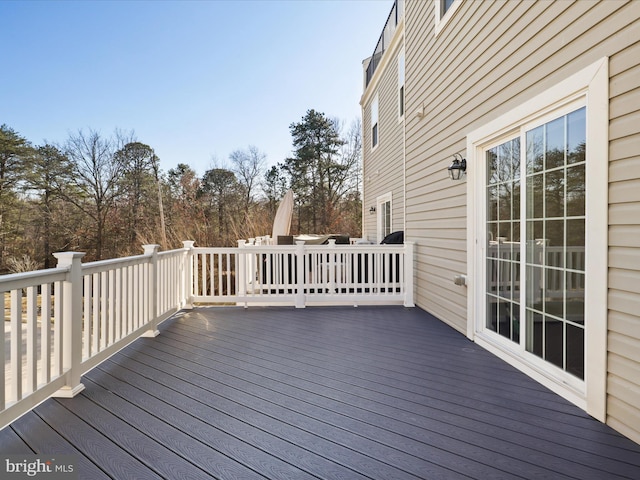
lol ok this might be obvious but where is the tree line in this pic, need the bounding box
[0,109,361,273]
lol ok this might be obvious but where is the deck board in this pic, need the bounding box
[2,305,640,479]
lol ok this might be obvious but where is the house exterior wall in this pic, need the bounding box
[362,0,640,444]
[361,21,405,243]
[607,33,640,443]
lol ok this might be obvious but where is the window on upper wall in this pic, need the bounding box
[441,0,455,16]
[434,0,461,34]
[371,94,379,149]
[398,50,405,119]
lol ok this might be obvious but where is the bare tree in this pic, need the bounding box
[229,145,267,211]
[64,128,133,259]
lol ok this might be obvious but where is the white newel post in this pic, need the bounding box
[404,241,415,307]
[328,239,337,293]
[182,241,195,309]
[142,245,160,337]
[295,241,306,308]
[52,252,86,398]
[237,240,247,299]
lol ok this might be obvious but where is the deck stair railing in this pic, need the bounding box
[1,240,414,429]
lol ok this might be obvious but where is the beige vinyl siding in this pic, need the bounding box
[608,34,640,444]
[362,42,405,242]
[403,0,640,442]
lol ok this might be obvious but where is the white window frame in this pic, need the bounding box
[377,192,392,242]
[371,94,379,150]
[398,49,405,121]
[434,0,463,36]
[466,58,609,421]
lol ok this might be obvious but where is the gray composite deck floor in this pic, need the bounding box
[1,305,640,479]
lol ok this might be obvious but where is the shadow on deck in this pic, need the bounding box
[1,306,639,479]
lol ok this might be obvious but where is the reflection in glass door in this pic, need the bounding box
[486,138,521,343]
[484,107,586,380]
[524,107,586,379]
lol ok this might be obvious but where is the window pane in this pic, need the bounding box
[511,138,521,180]
[487,186,498,221]
[546,219,564,268]
[513,180,521,220]
[511,303,520,342]
[498,142,512,183]
[497,259,512,298]
[510,260,521,303]
[487,222,498,248]
[526,221,544,264]
[545,117,565,170]
[487,148,498,184]
[566,219,585,271]
[566,324,584,379]
[487,258,498,294]
[527,173,544,218]
[526,310,543,356]
[545,169,565,218]
[497,222,513,259]
[544,316,564,369]
[567,107,586,165]
[566,164,585,216]
[487,294,498,331]
[544,268,564,317]
[567,272,585,325]
[526,126,544,174]
[526,265,543,310]
[383,201,391,236]
[498,185,511,221]
[442,0,455,15]
[498,298,511,339]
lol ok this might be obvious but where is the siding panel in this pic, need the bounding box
[398,0,640,443]
[358,0,640,443]
[362,29,405,242]
[608,4,640,445]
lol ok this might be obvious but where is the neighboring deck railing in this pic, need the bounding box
[191,240,415,308]
[0,240,414,429]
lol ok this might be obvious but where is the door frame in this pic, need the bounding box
[465,58,609,420]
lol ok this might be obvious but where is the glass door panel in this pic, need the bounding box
[523,107,586,380]
[485,137,520,343]
[484,107,586,381]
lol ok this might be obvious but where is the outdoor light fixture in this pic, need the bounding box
[369,206,376,214]
[448,153,467,180]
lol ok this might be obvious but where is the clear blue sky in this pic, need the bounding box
[1,0,392,174]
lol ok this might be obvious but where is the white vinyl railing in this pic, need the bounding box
[190,240,415,308]
[0,244,190,430]
[1,240,414,429]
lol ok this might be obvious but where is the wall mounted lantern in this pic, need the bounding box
[369,206,376,214]
[448,153,467,180]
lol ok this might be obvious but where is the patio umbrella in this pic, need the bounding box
[272,189,294,240]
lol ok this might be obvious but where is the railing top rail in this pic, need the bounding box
[0,267,68,293]
[81,253,150,275]
[158,248,189,258]
[191,247,248,254]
